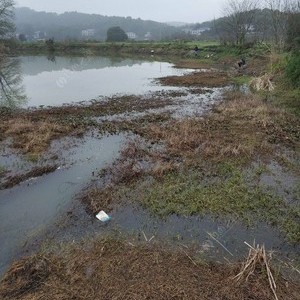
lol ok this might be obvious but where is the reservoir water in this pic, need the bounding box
[1,55,188,107]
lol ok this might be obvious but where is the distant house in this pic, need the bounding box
[33,31,47,40]
[81,29,95,38]
[245,24,255,32]
[184,28,210,36]
[126,32,137,40]
[144,32,152,40]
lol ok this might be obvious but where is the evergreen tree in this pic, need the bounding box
[106,26,128,42]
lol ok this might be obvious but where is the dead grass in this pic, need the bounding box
[81,186,120,214]
[0,118,73,154]
[106,138,148,185]
[141,91,299,164]
[159,71,230,88]
[0,239,298,300]
[250,74,275,91]
[174,59,213,69]
[0,92,175,154]
[102,138,178,186]
[0,255,53,299]
[234,242,279,300]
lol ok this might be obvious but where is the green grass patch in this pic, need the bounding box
[272,84,300,117]
[231,75,252,85]
[286,53,300,88]
[0,165,7,176]
[25,153,40,163]
[132,168,300,243]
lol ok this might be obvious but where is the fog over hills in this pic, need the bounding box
[15,7,182,41]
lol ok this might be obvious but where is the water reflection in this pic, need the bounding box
[0,57,27,108]
[19,55,184,107]
[47,52,56,63]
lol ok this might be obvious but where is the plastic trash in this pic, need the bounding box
[96,210,111,222]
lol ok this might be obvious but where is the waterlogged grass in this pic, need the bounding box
[231,75,252,85]
[132,168,300,243]
[0,165,7,176]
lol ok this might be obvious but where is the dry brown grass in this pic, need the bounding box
[1,118,72,154]
[0,92,175,154]
[159,71,230,88]
[81,186,119,214]
[141,91,299,164]
[150,160,177,178]
[235,243,279,300]
[250,74,275,91]
[174,59,213,69]
[106,139,147,185]
[103,138,178,186]
[0,239,298,300]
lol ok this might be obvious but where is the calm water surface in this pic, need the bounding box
[12,56,186,107]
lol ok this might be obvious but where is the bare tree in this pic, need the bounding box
[286,0,300,48]
[0,0,15,38]
[264,0,295,48]
[222,0,259,45]
[0,57,27,108]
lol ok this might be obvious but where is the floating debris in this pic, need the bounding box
[96,210,111,222]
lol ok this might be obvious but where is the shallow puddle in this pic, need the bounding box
[41,197,300,267]
[0,133,126,275]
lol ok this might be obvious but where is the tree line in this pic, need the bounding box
[213,0,300,49]
[0,0,299,49]
[13,7,179,41]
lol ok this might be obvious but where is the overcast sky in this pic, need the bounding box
[15,0,226,23]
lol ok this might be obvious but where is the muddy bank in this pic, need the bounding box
[0,238,299,300]
[0,165,58,190]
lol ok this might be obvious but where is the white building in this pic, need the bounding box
[184,28,210,36]
[144,32,152,40]
[33,31,47,40]
[126,32,137,40]
[81,29,95,37]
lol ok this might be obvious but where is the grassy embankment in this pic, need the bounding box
[9,40,219,57]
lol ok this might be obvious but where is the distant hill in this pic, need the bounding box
[15,7,181,41]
